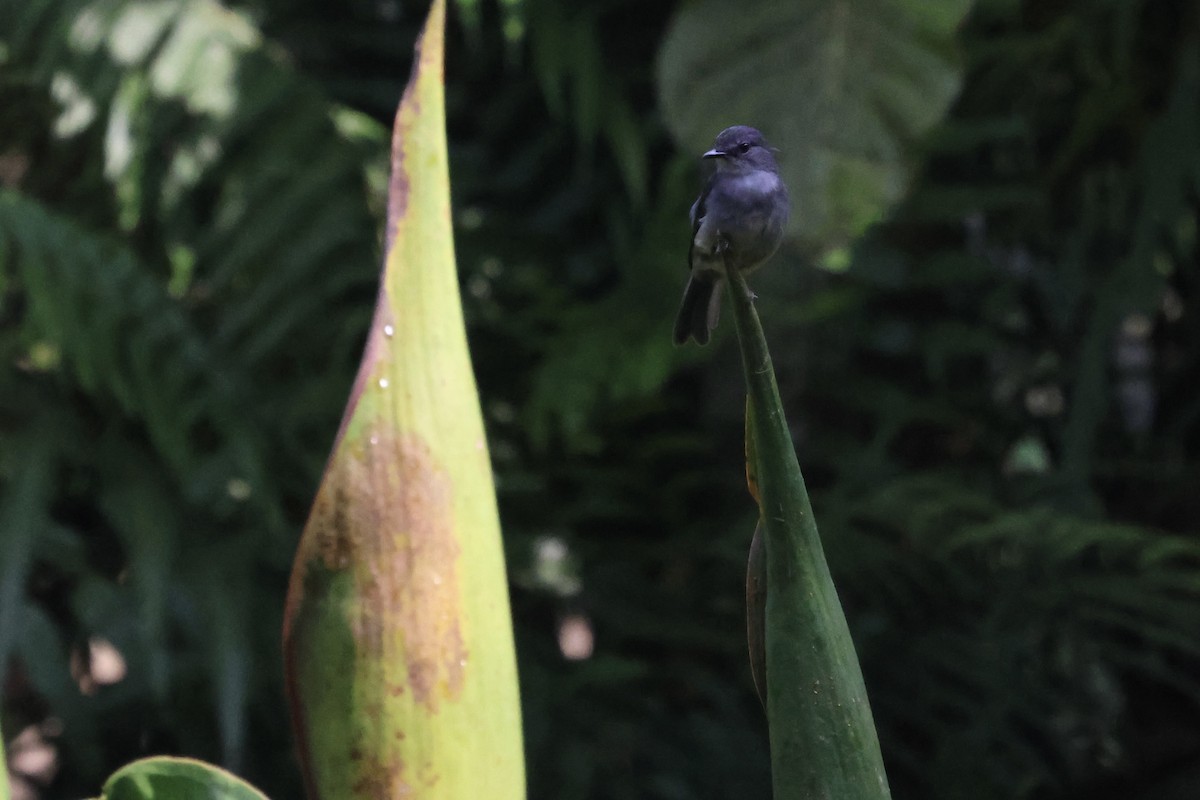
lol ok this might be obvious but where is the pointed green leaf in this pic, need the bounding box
[281,2,524,798]
[727,271,891,799]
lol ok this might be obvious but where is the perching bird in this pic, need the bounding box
[673,126,790,346]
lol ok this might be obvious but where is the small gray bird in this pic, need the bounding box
[673,126,790,346]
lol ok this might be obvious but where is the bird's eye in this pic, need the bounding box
[738,142,751,154]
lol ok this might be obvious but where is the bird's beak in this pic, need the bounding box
[702,149,726,159]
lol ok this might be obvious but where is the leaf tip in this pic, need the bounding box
[385,0,447,247]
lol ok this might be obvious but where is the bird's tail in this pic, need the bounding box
[673,274,724,346]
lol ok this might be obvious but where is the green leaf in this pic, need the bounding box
[727,270,892,799]
[657,0,973,249]
[100,757,268,800]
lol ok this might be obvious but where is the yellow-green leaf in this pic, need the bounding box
[281,2,524,798]
[1,719,9,800]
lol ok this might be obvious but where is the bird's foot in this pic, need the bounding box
[733,275,757,303]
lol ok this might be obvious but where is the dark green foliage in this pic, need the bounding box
[3,1,1200,799]
[1,0,381,794]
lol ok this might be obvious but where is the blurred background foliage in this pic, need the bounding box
[2,0,1200,798]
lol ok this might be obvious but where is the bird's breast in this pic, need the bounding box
[708,172,787,236]
[733,169,783,196]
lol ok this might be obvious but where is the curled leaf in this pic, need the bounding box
[282,2,524,798]
[726,268,891,799]
[746,520,767,708]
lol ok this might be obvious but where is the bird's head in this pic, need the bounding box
[703,126,780,173]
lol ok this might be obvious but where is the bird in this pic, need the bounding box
[673,125,790,346]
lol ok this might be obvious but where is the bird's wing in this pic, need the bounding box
[688,177,713,272]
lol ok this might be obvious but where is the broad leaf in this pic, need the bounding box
[657,0,973,249]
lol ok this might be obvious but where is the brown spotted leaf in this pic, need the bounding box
[281,2,524,797]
